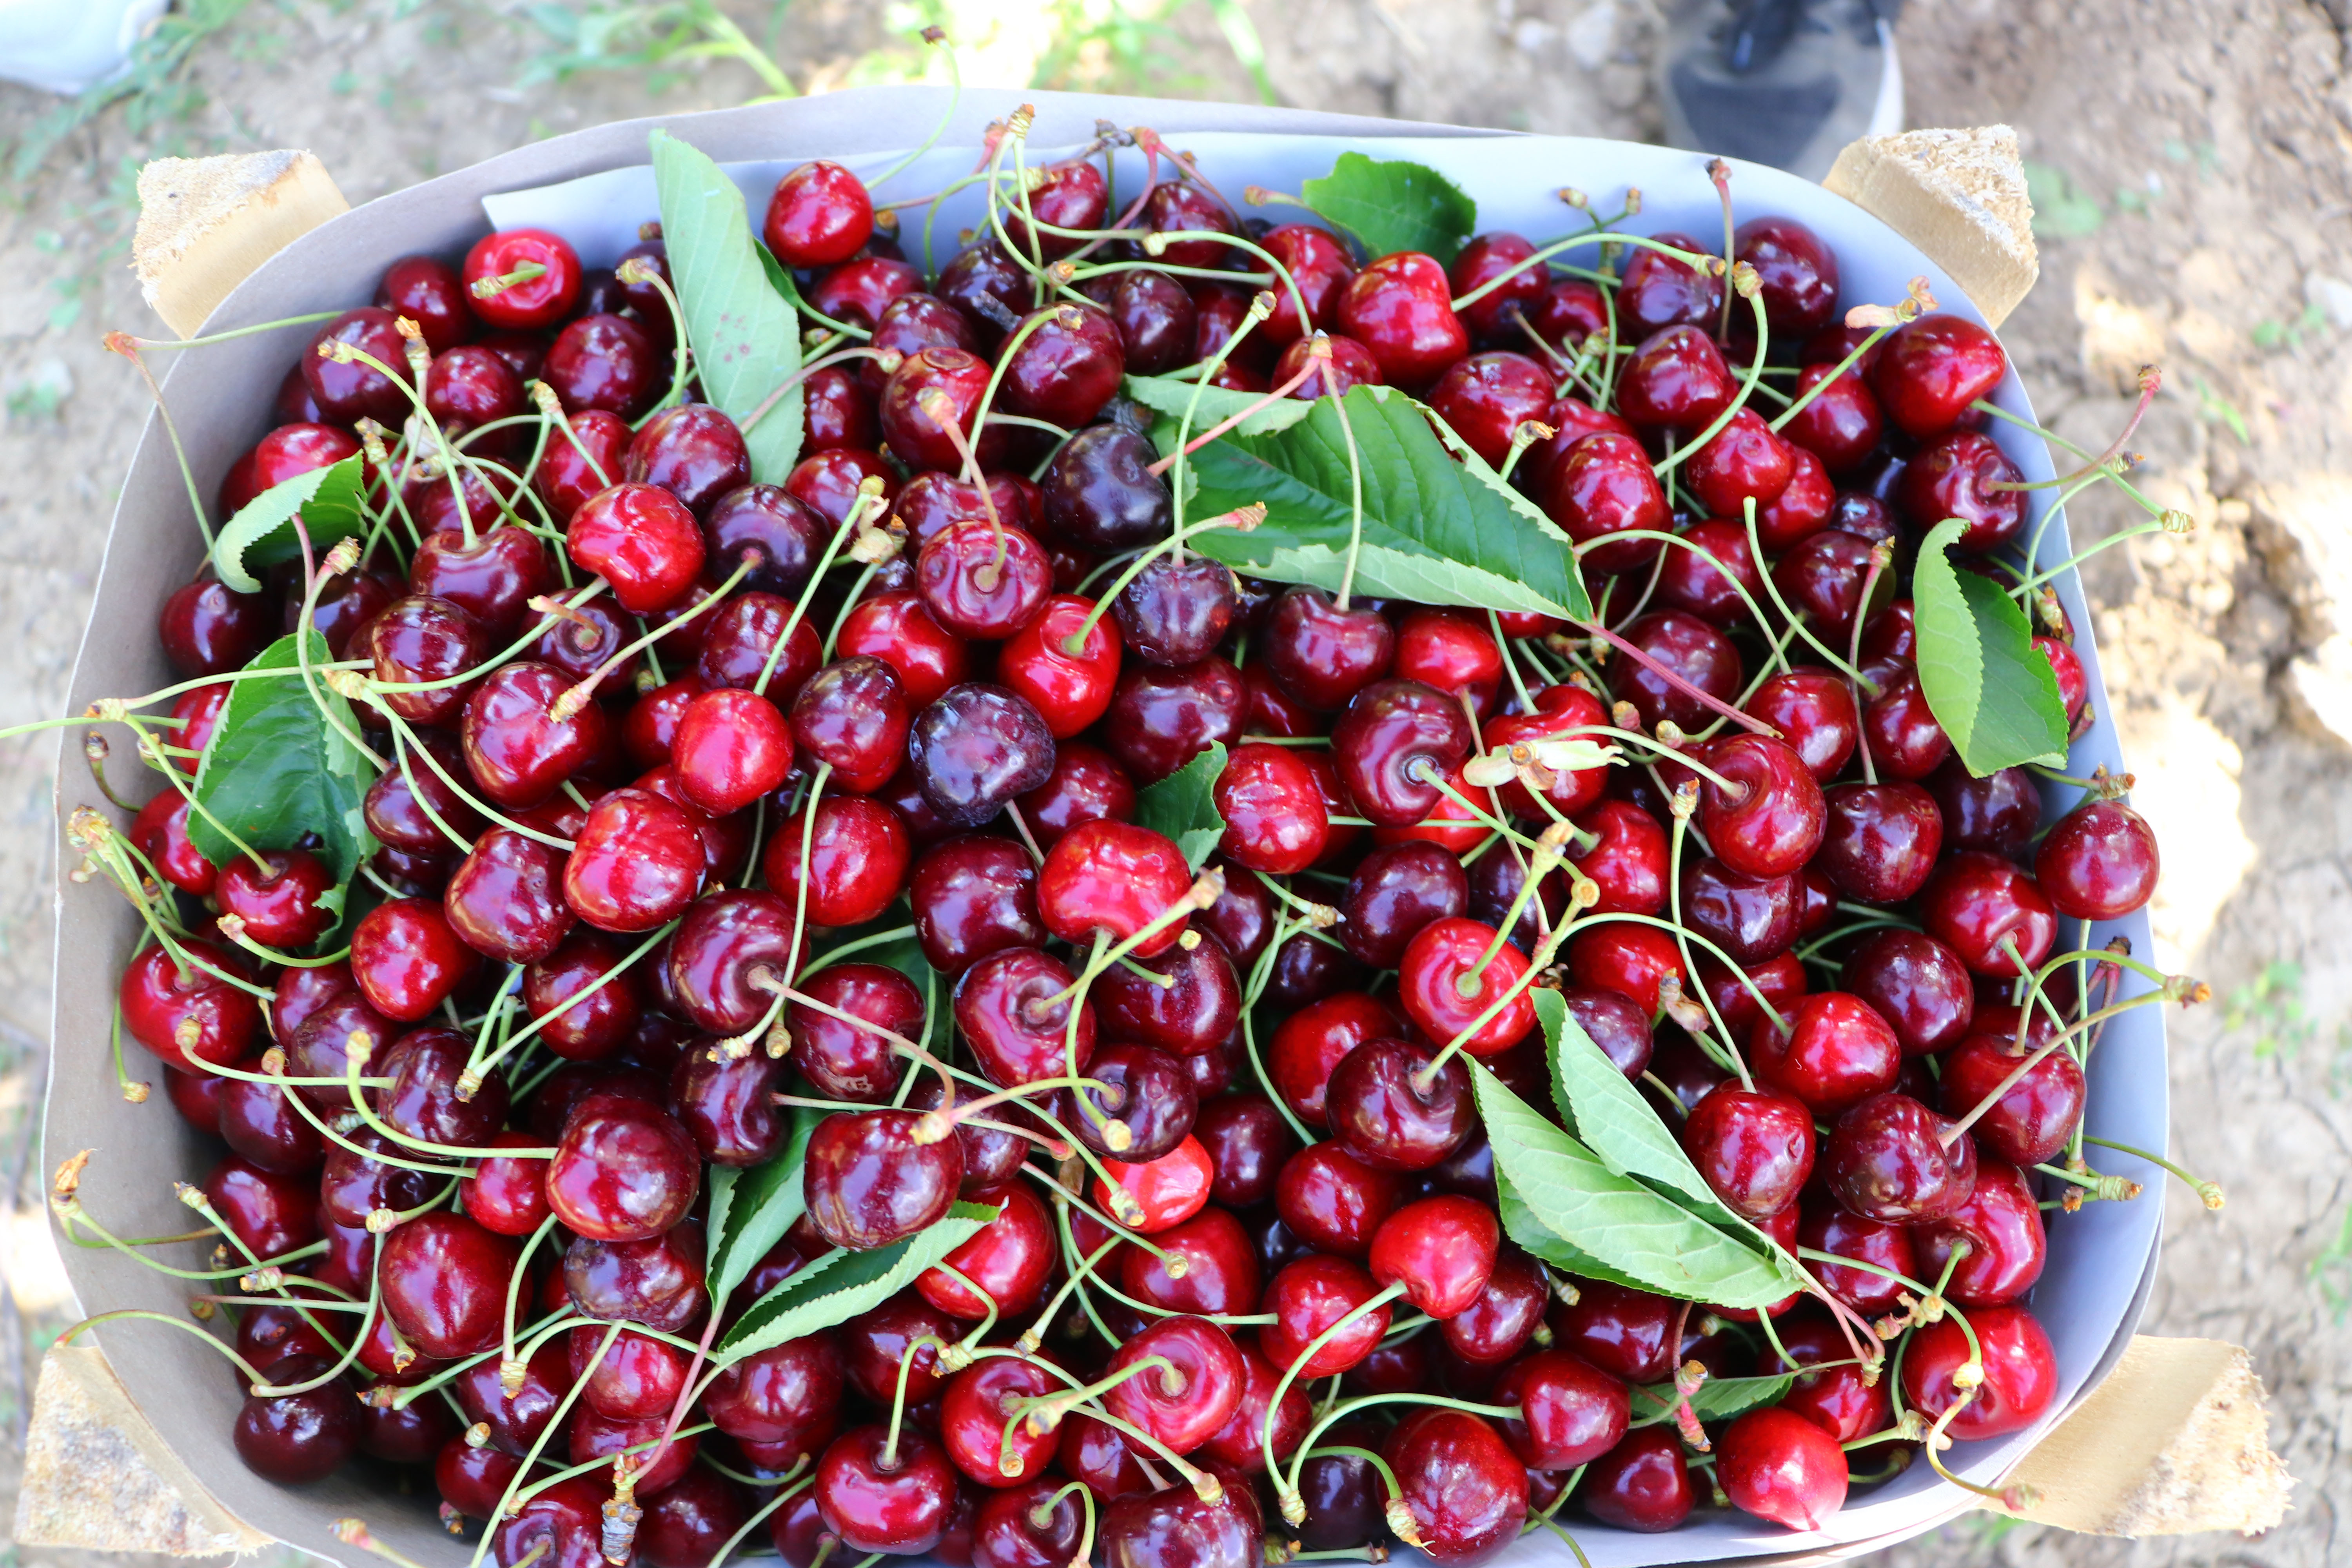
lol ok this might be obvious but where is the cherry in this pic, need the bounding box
[1114,554,1236,668]
[159,574,272,679]
[1611,228,1720,336]
[1718,1406,1848,1532]
[1285,1416,1381,1550]
[910,683,1058,828]
[783,660,912,800]
[1132,180,1234,269]
[909,838,1042,979]
[813,1422,959,1555]
[1446,233,1546,345]
[232,1354,361,1483]
[1822,1090,1979,1223]
[1752,992,1902,1116]
[1426,350,1554,468]
[998,301,1126,426]
[1771,526,1875,643]
[2034,797,2160,919]
[1565,921,1687,1016]
[670,1041,789,1167]
[459,229,578,332]
[1938,1027,2085,1167]
[635,1468,752,1568]
[1098,1465,1263,1568]
[1896,429,2027,553]
[837,1292,955,1411]
[1679,855,1800,965]
[1188,1099,1294,1213]
[1739,671,1857,784]
[563,480,706,616]
[938,1354,1062,1486]
[1191,1343,1308,1471]
[350,897,477,1022]
[804,1109,964,1250]
[1576,1424,1692,1533]
[443,828,573,963]
[208,847,334,950]
[1687,408,1796,519]
[1272,1141,1400,1261]
[1334,252,1468,388]
[375,1027,508,1151]
[1541,431,1671,577]
[1368,1194,1497,1317]
[1682,1084,1815,1220]
[463,660,608,809]
[1099,657,1246,785]
[705,1334,842,1455]
[1336,842,1466,967]
[1019,739,1136,848]
[1104,267,1200,372]
[837,591,971,711]
[1103,1314,1246,1453]
[160,679,229,770]
[625,405,751,519]
[664,688,790,818]
[1327,677,1468,827]
[1914,1154,2047,1307]
[1921,850,2058,978]
[1616,325,1735,431]
[1259,590,1396,716]
[690,592,814,699]
[1267,992,1402,1129]
[1779,360,1883,477]
[764,161,873,267]
[1490,1347,1630,1471]
[1064,1041,1198,1163]
[1872,312,2007,437]
[781,962,918,1105]
[1398,917,1534,1056]
[370,253,472,352]
[1051,1411,1150,1504]
[809,254,921,332]
[301,306,411,425]
[1123,1205,1260,1318]
[544,312,662,417]
[196,1154,318,1262]
[1383,1408,1529,1564]
[1439,1247,1550,1364]
[1861,670,1954,780]
[1040,426,1173,553]
[1820,782,1944,907]
[543,1093,699,1248]
[1561,798,1664,917]
[880,345,999,473]
[1726,215,1837,335]
[1036,819,1193,960]
[524,931,645,1060]
[1191,859,1273,973]
[917,520,1053,640]
[996,593,1123,739]
[1836,930,1972,1059]
[955,944,1096,1088]
[1607,610,1744,732]
[1900,1303,2057,1441]
[1096,1136,1215,1234]
[1266,330,1377,398]
[1201,742,1323,875]
[1649,518,1761,629]
[372,1211,520,1359]
[212,1071,323,1174]
[967,1477,1083,1568]
[366,595,485,728]
[1325,1035,1475,1170]
[1695,733,1826,879]
[803,364,884,451]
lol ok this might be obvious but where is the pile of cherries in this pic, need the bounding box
[79,117,2184,1568]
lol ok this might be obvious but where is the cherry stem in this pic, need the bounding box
[2080,1135,2224,1209]
[1261,1281,1409,1500]
[1162,293,1276,535]
[1280,1388,1518,1512]
[1327,385,1369,610]
[1653,281,1769,481]
[105,335,215,548]
[1144,340,1330,475]
[1576,616,1782,735]
[1972,399,2175,522]
[1447,231,1718,314]
[464,918,675,1083]
[1766,320,1895,433]
[1707,159,1736,342]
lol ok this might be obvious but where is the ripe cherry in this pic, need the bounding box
[1259,587,1393,711]
[1124,1205,1260,1317]
[918,520,1054,640]
[1337,253,1469,388]
[1751,992,1901,1116]
[1896,429,2027,553]
[954,946,1095,1088]
[351,897,477,1021]
[234,1355,361,1483]
[1679,855,1800,965]
[1696,734,1826,879]
[1580,1425,1693,1532]
[1267,992,1401,1129]
[1607,610,1743,731]
[1491,1348,1631,1470]
[996,594,1123,738]
[1717,1406,1848,1531]
[1036,819,1193,958]
[1682,1084,1815,1220]
[1019,740,1135,848]
[805,1110,964,1250]
[1262,1254,1391,1377]
[670,688,793,817]
[1914,1155,2047,1307]
[377,1212,521,1359]
[1102,1314,1246,1455]
[788,962,921,1104]
[1564,921,1686,1016]
[1211,742,1327,874]
[1872,313,2007,438]
[1840,929,1975,1056]
[1326,1036,1474,1171]
[524,931,644,1061]
[938,1355,1062,1486]
[766,162,874,267]
[1095,1136,1215,1234]
[1330,678,1471,826]
[910,684,1058,828]
[1398,917,1535,1057]
[546,1094,700,1241]
[1542,432,1670,577]
[1066,1041,1199,1162]
[1686,409,1796,518]
[1822,1091,1978,1222]
[1440,1248,1550,1365]
[813,1423,957,1554]
[1098,1466,1262,1568]
[911,836,1045,975]
[1899,1304,2058,1441]
[1369,1194,1497,1317]
[1938,1028,2086,1167]
[1382,1408,1529,1564]
[836,592,971,711]
[1428,350,1554,467]
[1921,850,2058,978]
[2034,797,2160,919]
[1616,325,1734,431]
[764,795,914,929]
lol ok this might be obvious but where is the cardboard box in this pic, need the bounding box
[41,86,2170,1567]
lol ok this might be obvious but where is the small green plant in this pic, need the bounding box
[2252,300,2329,351]
[2310,1199,2352,1323]
[2227,961,2316,1060]
[3,0,253,184]
[507,0,799,98]
[2192,376,2250,445]
[2023,160,2104,240]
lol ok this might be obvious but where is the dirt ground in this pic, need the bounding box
[2,1,2349,1565]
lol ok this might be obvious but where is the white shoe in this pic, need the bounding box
[0,0,172,96]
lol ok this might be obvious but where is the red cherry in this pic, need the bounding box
[351,897,477,1021]
[1840,929,1976,1056]
[1541,432,1670,577]
[1565,920,1686,1016]
[940,1355,1061,1486]
[567,481,706,615]
[2034,797,2159,919]
[919,1181,1054,1321]
[1336,252,1469,388]
[765,162,874,268]
[1606,610,1743,732]
[1036,820,1193,959]
[1491,1348,1630,1470]
[1267,992,1403,1129]
[1616,324,1734,430]
[1685,408,1795,518]
[1921,850,2059,978]
[1018,740,1135,849]
[1369,1194,1497,1317]
[1898,1304,2057,1440]
[1426,350,1553,467]
[955,946,1094,1088]
[1103,1314,1246,1454]
[1262,1254,1392,1377]
[1937,1028,2085,1167]
[806,1110,964,1251]
[1822,1092,1979,1223]
[1913,1155,2047,1307]
[1580,1426,1693,1532]
[1382,1408,1528,1563]
[1872,313,2007,438]
[1742,670,1858,782]
[377,1212,521,1359]
[463,661,609,809]
[668,688,793,817]
[1751,992,1902,1116]
[564,788,706,932]
[1682,1084,1815,1220]
[1896,429,2027,554]
[995,594,1122,738]
[462,227,580,330]
[836,591,971,710]
[1095,1135,1214,1234]
[813,1424,956,1554]
[1696,734,1826,879]
[1397,917,1535,1057]
[1718,1406,1848,1531]
[763,795,915,929]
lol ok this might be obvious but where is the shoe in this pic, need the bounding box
[0,0,172,96]
[1657,0,1906,182]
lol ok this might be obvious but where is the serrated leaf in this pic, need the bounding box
[1539,989,1741,1227]
[1181,385,1592,622]
[1124,373,1312,438]
[705,1103,824,1308]
[1913,518,2069,775]
[715,1201,996,1363]
[1472,1061,1802,1309]
[651,129,801,483]
[1299,153,1477,265]
[1632,1373,1796,1426]
[210,454,367,595]
[1133,739,1227,869]
[187,632,374,920]
[1497,1172,1662,1294]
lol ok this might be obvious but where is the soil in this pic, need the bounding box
[2,2,2348,1564]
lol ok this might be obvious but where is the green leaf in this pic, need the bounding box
[715,1200,997,1363]
[1632,1373,1796,1426]
[1299,152,1477,265]
[187,633,374,918]
[1133,740,1227,870]
[210,454,367,595]
[704,1103,824,1308]
[1912,519,2069,775]
[1123,373,1312,439]
[650,129,801,484]
[1539,989,1742,1228]
[1497,1172,1663,1294]
[1472,1061,1803,1309]
[1181,386,1592,622]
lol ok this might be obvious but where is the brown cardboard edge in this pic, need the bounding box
[42,86,2157,1568]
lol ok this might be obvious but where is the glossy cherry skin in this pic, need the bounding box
[1697,733,1825,880]
[160,574,272,679]
[1579,1426,1693,1533]
[2034,798,2160,919]
[1823,1091,1979,1223]
[1873,313,2007,438]
[461,660,608,810]
[350,897,477,1022]
[1329,251,1466,388]
[1490,1347,1630,1470]
[1682,1084,1816,1220]
[1369,1194,1497,1318]
[1541,430,1670,577]
[1791,1199,1915,1321]
[804,1109,964,1251]
[1679,855,1800,966]
[566,480,706,614]
[811,1422,956,1555]
[233,1354,360,1483]
[376,1212,522,1359]
[1100,1313,1245,1454]
[1018,741,1135,853]
[664,688,791,818]
[1267,992,1403,1130]
[1425,350,1552,468]
[461,227,580,332]
[378,1026,509,1150]
[1718,1406,1849,1532]
[1687,408,1796,519]
[704,484,824,599]
[1383,1408,1529,1565]
[1913,1154,2047,1307]
[367,595,485,728]
[545,1093,700,1242]
[192,1154,318,1262]
[301,305,411,424]
[909,683,1058,828]
[764,795,913,929]
[916,519,1053,641]
[906,838,1040,979]
[442,828,572,964]
[1334,842,1463,969]
[764,160,873,266]
[1256,586,1391,711]
[1780,358,1883,475]
[879,345,996,473]
[1896,429,2027,554]
[625,404,751,518]
[209,847,334,950]
[1399,917,1536,1057]
[705,1333,842,1455]
[1743,670,1858,782]
[1751,991,1902,1117]
[953,944,1095,1090]
[1616,228,1723,336]
[1059,1036,1195,1160]
[1566,797,1668,918]
[1325,1036,1475,1171]
[1604,611,1740,735]
[1099,1464,1263,1568]
[1564,920,1687,1018]
[1329,677,1470,828]
[1840,929,1975,1057]
[1733,215,1839,333]
[1938,1028,2086,1167]
[1862,670,1954,780]
[1433,1245,1545,1365]
[1096,1135,1216,1236]
[837,591,970,711]
[1039,426,1172,555]
[996,594,1122,739]
[1617,324,1735,431]
[1817,781,1942,905]
[772,965,913,1108]
[543,311,662,417]
[936,1353,1062,1487]
[408,522,549,643]
[1900,1304,2058,1441]
[529,405,629,524]
[921,1180,1056,1321]
[519,930,643,1061]
[1036,819,1192,958]
[1921,851,2059,978]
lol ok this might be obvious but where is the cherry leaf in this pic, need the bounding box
[1134,739,1229,871]
[650,129,801,483]
[1123,372,1312,439]
[715,1199,998,1363]
[1299,152,1477,265]
[1912,517,2070,775]
[186,632,374,921]
[704,1102,824,1310]
[1633,1373,1796,1426]
[1182,385,1592,622]
[1472,1060,1804,1308]
[209,454,367,595]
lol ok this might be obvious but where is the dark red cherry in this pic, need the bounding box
[1780,359,1883,474]
[524,930,645,1060]
[1492,1348,1630,1470]
[1682,1084,1815,1220]
[1751,991,1901,1116]
[1326,1036,1474,1171]
[627,404,751,517]
[1898,1304,2056,1441]
[1872,313,2007,438]
[1819,780,1944,904]
[909,683,1058,827]
[1921,850,2058,978]
[765,161,873,267]
[1107,268,1199,372]
[1336,252,1469,388]
[1369,1194,1498,1317]
[368,595,485,728]
[1822,1091,1979,1222]
[379,1025,508,1149]
[1064,1041,1198,1162]
[351,897,477,1022]
[1607,610,1743,732]
[1339,842,1468,968]
[1541,431,1669,577]
[1261,587,1394,711]
[1331,678,1472,827]
[1580,1427,1694,1533]
[1439,1246,1550,1365]
[1652,518,1763,628]
[911,835,1045,976]
[1696,733,1826,879]
[1938,1028,2085,1167]
[1383,1408,1529,1564]
[533,408,629,524]
[670,687,793,818]
[1263,1254,1392,1377]
[879,345,996,473]
[921,1181,1056,1322]
[1743,670,1858,782]
[462,660,608,809]
[1678,855,1799,965]
[1686,408,1795,519]
[809,255,921,333]
[804,364,883,451]
[377,1212,520,1359]
[1896,428,2026,554]
[1862,669,1954,781]
[408,524,550,645]
[836,591,970,711]
[1616,324,1734,431]
[955,946,1093,1088]
[693,591,818,698]
[1427,350,1553,467]
[1274,1138,1402,1259]
[1017,739,1134,848]
[1098,658,1245,786]
[786,962,920,1104]
[1719,1406,1848,1531]
[1618,230,1724,336]
[1267,992,1403,1131]
[544,312,661,418]
[1557,987,1655,1079]
[1000,301,1126,427]
[763,795,913,929]
[1564,921,1687,1016]
[1771,526,1877,643]
[805,1109,963,1251]
[1039,426,1172,554]
[234,1354,360,1483]
[1449,232,1548,345]
[1113,554,1236,669]
[2034,798,2160,919]
[160,575,273,678]
[302,305,411,424]
[1840,929,1975,1056]
[212,847,335,951]
[376,253,473,351]
[1103,1314,1246,1453]
[1098,1465,1263,1568]
[790,656,911,795]
[444,828,573,963]
[547,1094,700,1241]
[1913,1154,2047,1307]
[1733,216,1839,334]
